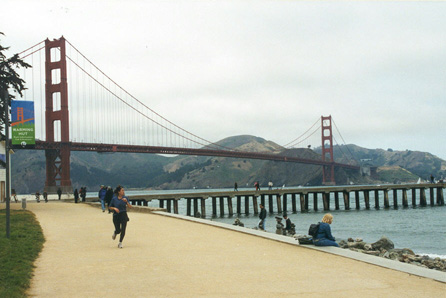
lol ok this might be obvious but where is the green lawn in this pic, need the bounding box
[0,209,45,298]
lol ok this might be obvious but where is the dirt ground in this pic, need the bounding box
[4,201,445,297]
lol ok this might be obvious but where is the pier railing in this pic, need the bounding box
[126,183,445,217]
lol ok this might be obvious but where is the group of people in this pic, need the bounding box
[98,185,114,213]
[34,191,48,203]
[73,187,87,203]
[258,205,339,247]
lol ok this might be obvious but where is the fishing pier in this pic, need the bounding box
[127,183,445,218]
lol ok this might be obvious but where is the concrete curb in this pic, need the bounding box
[152,210,446,283]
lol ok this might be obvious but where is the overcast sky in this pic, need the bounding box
[3,1,446,159]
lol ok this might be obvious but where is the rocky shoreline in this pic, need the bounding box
[233,218,446,272]
[333,236,446,272]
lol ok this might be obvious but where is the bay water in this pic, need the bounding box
[93,187,446,258]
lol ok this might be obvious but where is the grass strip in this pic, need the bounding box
[0,209,45,298]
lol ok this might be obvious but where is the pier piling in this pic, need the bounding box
[374,190,380,209]
[313,193,318,211]
[412,189,416,207]
[323,192,329,211]
[384,190,389,208]
[420,188,427,206]
[212,197,217,216]
[364,190,370,209]
[402,189,408,207]
[343,191,350,210]
[276,195,282,214]
[227,197,233,216]
[430,188,435,206]
[334,192,340,210]
[393,189,398,209]
[355,190,360,210]
[268,195,274,213]
[253,196,259,214]
[219,197,224,216]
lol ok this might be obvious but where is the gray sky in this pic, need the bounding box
[3,1,446,159]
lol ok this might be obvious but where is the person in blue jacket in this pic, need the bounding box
[313,213,339,247]
[98,185,107,212]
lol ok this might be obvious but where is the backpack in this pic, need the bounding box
[308,223,320,237]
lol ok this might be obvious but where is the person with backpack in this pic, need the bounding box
[312,213,339,247]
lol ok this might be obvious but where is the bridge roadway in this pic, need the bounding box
[122,182,446,217]
[35,140,360,170]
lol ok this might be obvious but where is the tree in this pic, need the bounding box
[0,32,31,131]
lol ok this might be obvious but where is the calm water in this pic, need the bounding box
[91,187,446,257]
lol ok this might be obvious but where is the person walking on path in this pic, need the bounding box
[43,191,48,203]
[35,191,41,203]
[259,203,267,231]
[74,189,79,204]
[57,187,62,200]
[105,186,113,213]
[313,213,339,247]
[109,185,132,248]
[98,185,107,212]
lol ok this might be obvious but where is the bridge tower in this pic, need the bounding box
[321,115,335,185]
[44,37,72,193]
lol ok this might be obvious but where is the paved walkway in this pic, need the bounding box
[5,201,445,297]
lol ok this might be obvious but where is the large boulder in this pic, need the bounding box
[371,236,394,251]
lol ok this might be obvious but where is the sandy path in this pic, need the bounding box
[5,202,445,297]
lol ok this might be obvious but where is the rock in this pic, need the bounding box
[355,238,363,242]
[364,243,373,251]
[348,238,354,242]
[371,236,394,251]
[348,241,366,250]
[388,248,415,261]
[233,218,244,227]
[363,250,380,256]
[338,240,348,248]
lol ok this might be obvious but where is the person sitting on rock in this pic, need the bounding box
[313,213,339,247]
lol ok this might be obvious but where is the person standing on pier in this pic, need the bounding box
[313,213,339,247]
[234,182,238,191]
[255,181,261,191]
[109,185,132,248]
[259,203,267,231]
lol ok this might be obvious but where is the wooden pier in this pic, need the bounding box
[127,183,445,218]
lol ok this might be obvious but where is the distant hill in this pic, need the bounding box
[10,136,445,193]
[320,144,446,182]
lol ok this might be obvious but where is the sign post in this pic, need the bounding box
[2,88,10,238]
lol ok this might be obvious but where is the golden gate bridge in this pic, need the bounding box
[13,37,359,192]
